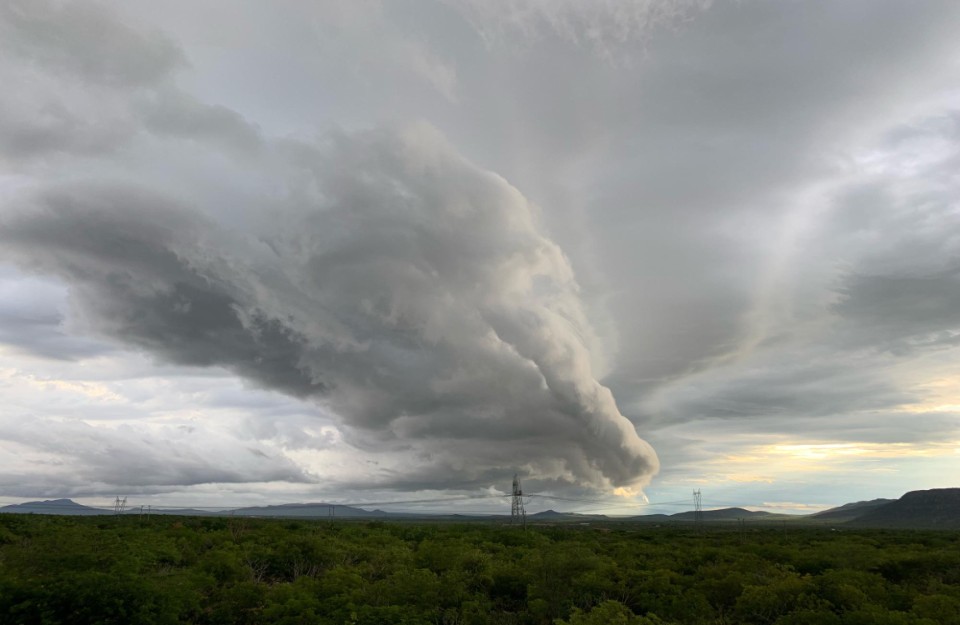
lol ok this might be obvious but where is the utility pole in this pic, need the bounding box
[693,489,703,532]
[511,474,526,529]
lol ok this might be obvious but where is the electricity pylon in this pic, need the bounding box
[511,474,526,528]
[693,489,703,531]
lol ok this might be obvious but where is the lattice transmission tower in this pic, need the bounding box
[511,474,526,528]
[693,489,703,531]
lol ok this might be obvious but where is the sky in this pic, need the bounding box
[1,0,959,516]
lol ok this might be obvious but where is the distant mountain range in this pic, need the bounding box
[228,503,388,519]
[664,507,790,522]
[809,498,894,523]
[0,498,107,516]
[849,488,960,529]
[3,488,957,529]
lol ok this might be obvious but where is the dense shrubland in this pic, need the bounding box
[1,515,958,624]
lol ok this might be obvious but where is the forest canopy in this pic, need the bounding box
[1,515,959,624]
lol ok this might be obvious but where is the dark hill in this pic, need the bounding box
[626,513,671,523]
[528,509,608,521]
[854,488,960,529]
[228,503,387,518]
[529,509,566,519]
[122,506,213,516]
[670,507,785,522]
[0,498,107,516]
[811,498,893,523]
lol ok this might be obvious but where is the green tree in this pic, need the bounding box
[555,600,669,625]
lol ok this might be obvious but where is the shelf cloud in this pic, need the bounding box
[1,123,658,493]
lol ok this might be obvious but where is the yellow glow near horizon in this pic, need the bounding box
[896,374,960,414]
[900,403,960,414]
[721,473,774,484]
[705,439,960,485]
[720,441,960,465]
[767,442,958,460]
[770,443,878,460]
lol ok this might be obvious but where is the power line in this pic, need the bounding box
[3,493,512,512]
[0,491,788,518]
[0,497,692,515]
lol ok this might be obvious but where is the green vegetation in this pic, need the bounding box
[1,514,959,625]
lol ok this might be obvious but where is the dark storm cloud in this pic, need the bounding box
[649,357,914,426]
[140,90,265,154]
[835,268,960,355]
[0,125,659,492]
[1,185,318,398]
[0,102,134,161]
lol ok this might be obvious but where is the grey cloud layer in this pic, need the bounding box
[0,415,308,497]
[1,124,658,492]
[2,0,960,504]
[0,1,183,86]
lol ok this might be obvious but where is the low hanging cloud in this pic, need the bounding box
[0,124,659,493]
[0,415,310,497]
